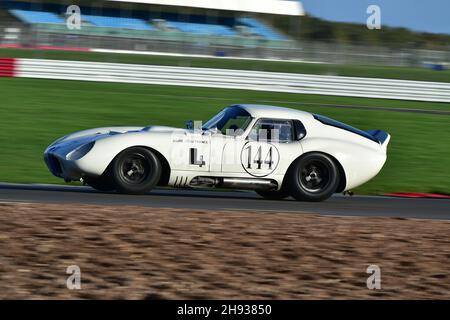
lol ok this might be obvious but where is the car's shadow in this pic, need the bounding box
[0,183,297,202]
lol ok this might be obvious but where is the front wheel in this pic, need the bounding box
[111,147,162,195]
[287,153,339,202]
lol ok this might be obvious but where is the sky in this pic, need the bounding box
[300,0,450,35]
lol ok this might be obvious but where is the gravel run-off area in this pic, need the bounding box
[0,202,449,299]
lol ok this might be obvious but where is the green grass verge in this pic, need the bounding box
[0,77,449,195]
[1,48,450,83]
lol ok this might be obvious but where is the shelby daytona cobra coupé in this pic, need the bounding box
[44,105,390,201]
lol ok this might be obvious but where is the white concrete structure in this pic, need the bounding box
[107,0,305,16]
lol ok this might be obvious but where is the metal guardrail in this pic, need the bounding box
[15,58,450,102]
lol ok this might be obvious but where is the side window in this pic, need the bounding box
[248,119,294,143]
[293,120,307,141]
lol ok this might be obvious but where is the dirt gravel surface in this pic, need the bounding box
[0,202,449,299]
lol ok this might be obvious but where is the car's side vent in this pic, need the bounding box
[174,176,189,188]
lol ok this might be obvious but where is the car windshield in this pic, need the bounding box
[202,106,253,135]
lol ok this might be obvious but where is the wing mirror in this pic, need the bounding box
[186,120,204,131]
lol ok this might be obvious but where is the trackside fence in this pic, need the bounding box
[3,58,450,103]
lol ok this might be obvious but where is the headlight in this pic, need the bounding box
[66,142,95,160]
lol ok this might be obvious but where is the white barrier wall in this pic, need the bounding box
[13,58,450,103]
[106,0,305,16]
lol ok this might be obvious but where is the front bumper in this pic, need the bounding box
[44,151,84,181]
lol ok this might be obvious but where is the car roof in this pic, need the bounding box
[237,104,314,121]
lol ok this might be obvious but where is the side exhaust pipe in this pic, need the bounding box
[190,176,278,191]
[221,178,277,190]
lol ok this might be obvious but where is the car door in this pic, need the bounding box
[170,129,211,172]
[221,118,304,177]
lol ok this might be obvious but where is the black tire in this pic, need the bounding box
[287,153,339,202]
[84,174,115,192]
[256,189,290,200]
[111,147,162,195]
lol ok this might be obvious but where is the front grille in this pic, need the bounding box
[46,154,62,177]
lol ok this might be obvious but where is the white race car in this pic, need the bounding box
[44,105,390,202]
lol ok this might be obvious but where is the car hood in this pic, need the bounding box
[47,125,184,149]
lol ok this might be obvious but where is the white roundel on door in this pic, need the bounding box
[241,141,280,177]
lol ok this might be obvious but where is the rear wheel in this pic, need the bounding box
[256,189,289,200]
[112,147,162,195]
[287,153,339,202]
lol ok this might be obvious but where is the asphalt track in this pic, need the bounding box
[0,183,449,220]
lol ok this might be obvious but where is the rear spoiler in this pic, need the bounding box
[367,130,391,150]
